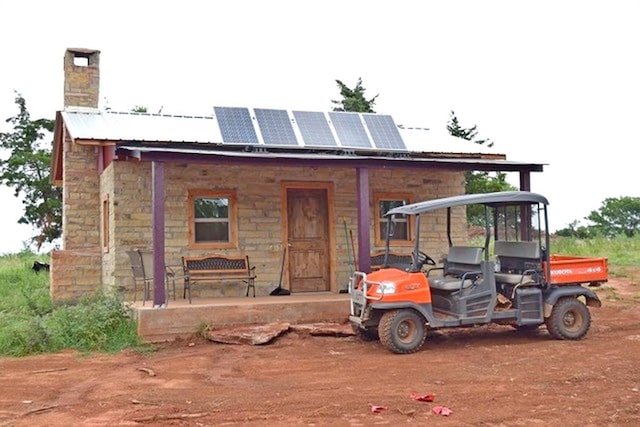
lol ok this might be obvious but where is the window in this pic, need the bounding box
[188,190,238,249]
[374,192,413,246]
[102,194,109,253]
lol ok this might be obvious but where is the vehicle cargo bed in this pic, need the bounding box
[546,254,608,285]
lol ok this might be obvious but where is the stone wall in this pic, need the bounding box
[49,129,103,300]
[50,249,102,301]
[109,160,466,301]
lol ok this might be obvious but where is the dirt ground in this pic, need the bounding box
[1,276,639,427]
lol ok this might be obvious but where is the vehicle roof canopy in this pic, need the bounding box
[386,191,549,216]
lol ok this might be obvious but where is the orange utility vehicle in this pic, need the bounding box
[349,191,607,354]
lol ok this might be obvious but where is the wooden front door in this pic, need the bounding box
[286,188,330,292]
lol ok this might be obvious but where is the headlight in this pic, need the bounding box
[375,281,397,295]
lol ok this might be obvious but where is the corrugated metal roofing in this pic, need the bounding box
[61,110,497,155]
[61,111,222,144]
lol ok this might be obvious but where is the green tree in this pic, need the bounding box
[332,78,378,113]
[0,93,61,249]
[446,110,515,225]
[586,197,640,237]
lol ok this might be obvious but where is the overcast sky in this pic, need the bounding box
[1,0,638,254]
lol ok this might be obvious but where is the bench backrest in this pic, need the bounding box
[444,246,484,276]
[183,255,251,276]
[494,241,541,273]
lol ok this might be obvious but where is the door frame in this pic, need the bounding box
[281,181,336,293]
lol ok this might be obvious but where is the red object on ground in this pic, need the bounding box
[409,391,435,402]
[433,405,453,416]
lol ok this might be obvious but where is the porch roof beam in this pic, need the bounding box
[116,147,545,173]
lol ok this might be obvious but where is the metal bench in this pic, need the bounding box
[181,254,256,303]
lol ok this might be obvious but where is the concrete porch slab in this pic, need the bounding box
[130,293,351,342]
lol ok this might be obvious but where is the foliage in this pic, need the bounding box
[0,93,61,249]
[44,292,142,353]
[586,197,640,238]
[0,252,147,357]
[331,77,378,113]
[446,111,494,147]
[556,197,640,239]
[446,111,515,225]
[555,220,599,239]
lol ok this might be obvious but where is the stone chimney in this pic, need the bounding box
[63,48,100,109]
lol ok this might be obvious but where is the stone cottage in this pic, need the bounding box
[50,48,544,306]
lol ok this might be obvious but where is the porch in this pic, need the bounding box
[131,293,351,342]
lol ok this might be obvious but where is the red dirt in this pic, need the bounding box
[1,276,639,426]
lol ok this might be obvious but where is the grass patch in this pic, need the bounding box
[0,251,151,357]
[551,235,640,266]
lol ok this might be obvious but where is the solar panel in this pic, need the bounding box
[254,108,298,146]
[328,112,373,149]
[213,107,258,144]
[292,111,337,147]
[362,114,406,150]
[212,106,407,152]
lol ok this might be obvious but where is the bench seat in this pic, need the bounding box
[427,246,483,291]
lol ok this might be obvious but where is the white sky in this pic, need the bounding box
[1,0,638,254]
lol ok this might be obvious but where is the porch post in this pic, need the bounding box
[519,170,532,240]
[519,171,531,191]
[152,161,166,307]
[356,167,371,273]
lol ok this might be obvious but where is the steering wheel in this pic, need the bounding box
[416,250,436,268]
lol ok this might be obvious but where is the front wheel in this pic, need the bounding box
[351,324,379,342]
[546,297,591,340]
[379,309,427,354]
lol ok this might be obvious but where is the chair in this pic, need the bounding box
[138,249,178,305]
[126,249,177,305]
[126,250,145,303]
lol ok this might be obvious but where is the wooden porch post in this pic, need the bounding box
[519,170,532,240]
[356,167,371,273]
[152,161,166,307]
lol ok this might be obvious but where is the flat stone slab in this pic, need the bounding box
[205,322,355,345]
[206,322,291,345]
[290,322,355,337]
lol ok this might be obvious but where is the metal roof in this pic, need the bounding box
[61,110,222,143]
[386,191,549,216]
[61,110,498,156]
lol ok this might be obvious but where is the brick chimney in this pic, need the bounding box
[63,48,100,109]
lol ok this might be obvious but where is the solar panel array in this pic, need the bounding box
[212,107,407,151]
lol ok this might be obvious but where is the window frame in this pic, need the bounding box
[374,192,414,247]
[187,189,238,249]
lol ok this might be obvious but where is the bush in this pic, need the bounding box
[0,252,148,356]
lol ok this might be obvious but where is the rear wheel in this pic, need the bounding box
[351,324,379,342]
[379,309,427,354]
[546,297,591,340]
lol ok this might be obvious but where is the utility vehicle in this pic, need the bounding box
[348,191,607,354]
